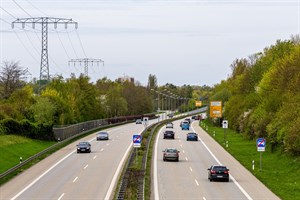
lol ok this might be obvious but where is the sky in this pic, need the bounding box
[0,0,299,87]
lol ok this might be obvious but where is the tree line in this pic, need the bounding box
[209,35,300,155]
[0,65,204,139]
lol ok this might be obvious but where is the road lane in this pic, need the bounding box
[154,119,279,200]
[0,119,156,200]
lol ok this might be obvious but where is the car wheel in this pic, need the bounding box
[176,158,179,162]
[209,178,213,182]
[226,178,229,182]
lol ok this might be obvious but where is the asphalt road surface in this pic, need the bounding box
[153,119,280,200]
[0,119,156,200]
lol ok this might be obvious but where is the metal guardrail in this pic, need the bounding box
[0,121,126,180]
[115,107,208,199]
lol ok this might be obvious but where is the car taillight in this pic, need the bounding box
[210,170,216,174]
[224,170,229,174]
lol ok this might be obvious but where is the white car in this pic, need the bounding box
[166,122,173,128]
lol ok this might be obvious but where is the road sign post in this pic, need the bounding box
[222,120,228,145]
[256,138,266,171]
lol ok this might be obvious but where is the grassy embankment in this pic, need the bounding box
[0,135,56,174]
[200,120,300,200]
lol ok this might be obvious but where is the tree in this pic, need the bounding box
[147,74,158,90]
[0,61,27,99]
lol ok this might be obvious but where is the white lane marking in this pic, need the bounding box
[191,126,253,200]
[11,137,96,200]
[93,155,97,159]
[203,197,207,200]
[185,157,188,161]
[195,179,199,186]
[104,129,143,200]
[73,177,78,183]
[100,148,104,151]
[84,164,88,169]
[182,150,185,153]
[180,144,183,147]
[189,167,193,172]
[106,143,110,146]
[154,126,164,200]
[58,193,65,200]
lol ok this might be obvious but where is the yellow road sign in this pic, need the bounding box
[210,101,222,118]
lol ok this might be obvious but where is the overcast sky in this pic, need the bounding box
[0,0,299,86]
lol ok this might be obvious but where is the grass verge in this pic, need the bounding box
[201,120,300,200]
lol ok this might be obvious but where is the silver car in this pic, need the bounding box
[96,132,109,140]
[163,148,180,162]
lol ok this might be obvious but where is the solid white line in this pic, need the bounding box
[195,179,199,186]
[203,197,207,200]
[84,164,88,169]
[93,155,97,159]
[73,177,78,183]
[154,126,164,200]
[100,148,104,151]
[189,167,193,172]
[11,150,75,200]
[104,131,142,200]
[57,193,64,200]
[191,126,253,200]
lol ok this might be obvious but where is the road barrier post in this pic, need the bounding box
[252,160,255,171]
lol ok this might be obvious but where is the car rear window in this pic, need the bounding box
[165,131,174,134]
[166,149,177,153]
[213,166,227,171]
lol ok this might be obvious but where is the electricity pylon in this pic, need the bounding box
[69,58,104,77]
[12,17,78,83]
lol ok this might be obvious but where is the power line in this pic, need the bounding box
[69,58,104,77]
[12,17,78,82]
[11,0,33,18]
[24,0,48,16]
[75,30,87,57]
[67,31,80,58]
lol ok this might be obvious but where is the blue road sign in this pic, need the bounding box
[256,138,266,152]
[133,135,142,148]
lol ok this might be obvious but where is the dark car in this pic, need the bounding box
[96,132,109,140]
[136,119,142,124]
[185,118,191,124]
[163,130,175,139]
[208,165,229,182]
[163,148,179,162]
[77,141,91,153]
[187,132,198,141]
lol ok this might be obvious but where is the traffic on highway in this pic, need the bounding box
[1,115,279,200]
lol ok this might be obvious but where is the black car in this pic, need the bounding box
[208,165,229,182]
[163,130,175,139]
[187,132,198,141]
[185,118,191,124]
[77,141,91,153]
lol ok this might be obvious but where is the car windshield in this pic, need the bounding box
[188,133,196,136]
[99,132,108,135]
[166,149,177,153]
[79,142,88,146]
[213,166,227,171]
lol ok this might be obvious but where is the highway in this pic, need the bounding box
[0,120,156,200]
[154,119,280,200]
